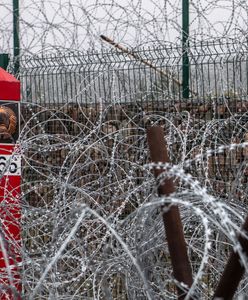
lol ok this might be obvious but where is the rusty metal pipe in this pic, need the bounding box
[213,216,248,299]
[146,126,193,300]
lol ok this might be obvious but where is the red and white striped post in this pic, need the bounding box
[0,67,21,299]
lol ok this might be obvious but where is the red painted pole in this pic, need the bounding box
[0,67,21,299]
[147,126,193,300]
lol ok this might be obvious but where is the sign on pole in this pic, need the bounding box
[0,67,21,299]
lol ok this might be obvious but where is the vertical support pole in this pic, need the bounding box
[213,216,248,299]
[13,0,20,76]
[0,54,9,71]
[147,126,193,300]
[182,0,190,99]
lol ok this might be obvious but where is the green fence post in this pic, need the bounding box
[182,0,189,99]
[13,0,20,76]
[0,54,10,70]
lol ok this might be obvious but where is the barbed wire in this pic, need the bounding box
[0,97,245,298]
[0,0,248,54]
[0,0,248,299]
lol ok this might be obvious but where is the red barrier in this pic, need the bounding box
[0,68,21,299]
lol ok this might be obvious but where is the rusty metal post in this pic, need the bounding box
[146,126,193,300]
[213,216,248,299]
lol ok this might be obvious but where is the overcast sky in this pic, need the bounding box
[0,0,248,54]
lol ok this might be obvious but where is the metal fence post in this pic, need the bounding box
[13,0,20,76]
[182,0,190,99]
[0,54,9,71]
